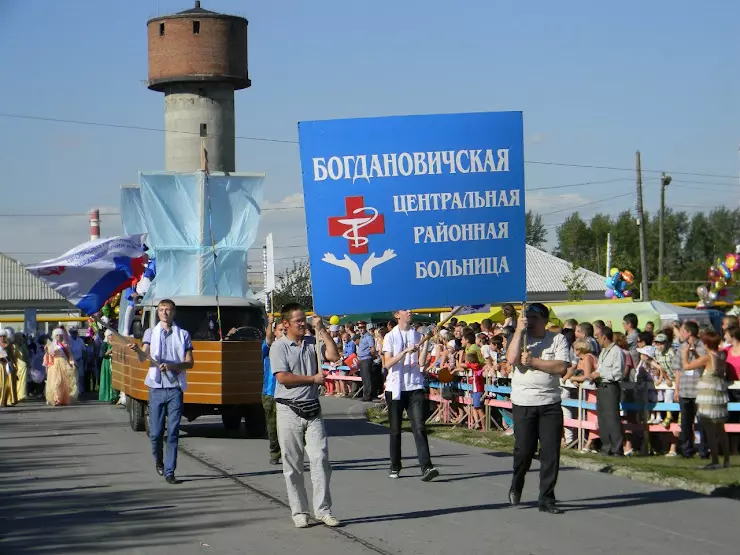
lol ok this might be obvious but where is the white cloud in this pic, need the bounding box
[527,132,551,145]
[525,191,589,214]
[262,193,304,210]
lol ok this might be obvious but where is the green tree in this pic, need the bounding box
[525,210,548,249]
[553,205,740,303]
[271,260,313,311]
[553,213,592,268]
[563,262,588,302]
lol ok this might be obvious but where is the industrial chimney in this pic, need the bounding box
[146,1,250,172]
[89,209,100,241]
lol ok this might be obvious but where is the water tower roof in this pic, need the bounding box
[148,1,245,24]
[177,2,217,16]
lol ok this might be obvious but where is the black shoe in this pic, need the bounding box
[539,504,564,515]
[508,490,521,506]
[269,458,281,466]
[165,475,181,484]
[156,462,164,477]
[421,467,439,482]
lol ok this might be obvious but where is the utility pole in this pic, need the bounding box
[636,151,650,301]
[658,172,672,282]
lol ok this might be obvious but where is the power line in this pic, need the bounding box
[0,112,297,145]
[527,178,631,192]
[540,192,633,218]
[2,111,738,180]
[0,206,303,218]
[525,160,738,180]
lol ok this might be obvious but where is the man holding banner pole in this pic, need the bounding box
[506,303,569,514]
[382,309,438,482]
[270,303,341,528]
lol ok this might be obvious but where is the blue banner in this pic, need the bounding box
[298,112,525,315]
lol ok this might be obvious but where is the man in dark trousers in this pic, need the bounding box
[506,303,569,514]
[593,327,626,456]
[356,321,377,401]
[261,313,283,465]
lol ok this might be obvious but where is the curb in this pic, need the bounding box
[365,408,740,500]
[559,454,740,500]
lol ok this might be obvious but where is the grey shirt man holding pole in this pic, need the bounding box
[269,303,341,529]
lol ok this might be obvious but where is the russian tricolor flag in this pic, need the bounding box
[27,234,148,315]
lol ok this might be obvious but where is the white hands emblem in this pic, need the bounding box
[322,249,397,285]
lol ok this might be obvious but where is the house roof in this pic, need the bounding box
[526,245,606,293]
[0,253,67,303]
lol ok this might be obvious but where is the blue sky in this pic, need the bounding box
[0,0,738,276]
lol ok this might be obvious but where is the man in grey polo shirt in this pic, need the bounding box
[270,302,341,529]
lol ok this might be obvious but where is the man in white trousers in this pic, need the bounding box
[270,303,341,528]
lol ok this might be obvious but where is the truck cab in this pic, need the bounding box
[112,296,268,436]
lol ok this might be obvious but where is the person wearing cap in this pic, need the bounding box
[653,332,677,429]
[356,321,377,402]
[506,303,570,514]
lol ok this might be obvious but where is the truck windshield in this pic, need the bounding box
[173,306,266,341]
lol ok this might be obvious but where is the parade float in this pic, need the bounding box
[110,171,269,435]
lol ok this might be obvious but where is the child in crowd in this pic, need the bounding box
[455,352,486,429]
[653,332,676,428]
[636,346,662,424]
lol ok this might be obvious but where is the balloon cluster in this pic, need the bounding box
[605,267,634,299]
[99,291,122,325]
[85,317,100,338]
[697,253,739,306]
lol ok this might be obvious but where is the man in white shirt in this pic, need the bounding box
[128,299,194,484]
[506,303,569,514]
[382,309,438,481]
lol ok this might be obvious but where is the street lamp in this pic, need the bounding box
[659,172,672,282]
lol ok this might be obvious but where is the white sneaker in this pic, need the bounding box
[293,514,309,528]
[317,514,340,527]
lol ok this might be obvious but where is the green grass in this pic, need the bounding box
[366,408,740,492]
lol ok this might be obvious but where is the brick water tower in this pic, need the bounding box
[147,1,250,172]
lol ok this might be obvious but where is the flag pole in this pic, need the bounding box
[521,301,528,353]
[200,127,223,341]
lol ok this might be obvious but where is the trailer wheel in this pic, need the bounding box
[222,411,242,432]
[244,404,267,439]
[129,398,146,432]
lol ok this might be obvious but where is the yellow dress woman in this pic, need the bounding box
[12,332,29,402]
[0,330,17,407]
[44,328,79,406]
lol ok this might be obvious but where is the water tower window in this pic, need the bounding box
[159,23,165,36]
[193,21,200,34]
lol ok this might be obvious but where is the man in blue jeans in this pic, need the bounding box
[129,299,194,484]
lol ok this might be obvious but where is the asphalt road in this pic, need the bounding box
[1,395,737,555]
